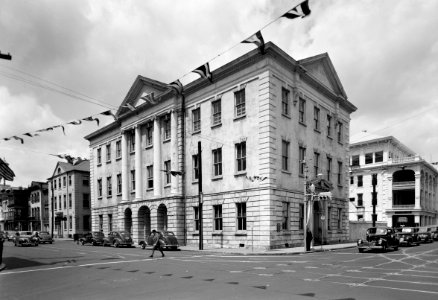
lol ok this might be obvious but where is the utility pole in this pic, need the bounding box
[372,174,377,227]
[198,141,203,250]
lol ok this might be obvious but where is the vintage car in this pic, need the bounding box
[138,231,179,250]
[357,227,399,253]
[79,231,105,246]
[417,227,434,243]
[0,231,8,240]
[33,231,53,244]
[13,231,39,247]
[429,226,438,241]
[395,227,420,246]
[103,231,133,247]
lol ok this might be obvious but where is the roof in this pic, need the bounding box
[49,159,90,179]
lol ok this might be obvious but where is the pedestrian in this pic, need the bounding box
[149,229,165,258]
[306,227,313,251]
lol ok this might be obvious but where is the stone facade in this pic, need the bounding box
[85,42,356,249]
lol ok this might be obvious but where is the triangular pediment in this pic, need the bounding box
[299,53,347,99]
[116,76,170,117]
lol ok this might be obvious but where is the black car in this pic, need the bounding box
[103,231,133,247]
[395,227,420,246]
[417,227,434,243]
[79,232,105,246]
[139,231,179,250]
[357,227,399,253]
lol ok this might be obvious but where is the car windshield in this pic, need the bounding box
[39,232,50,236]
[119,232,130,238]
[367,228,386,234]
[402,228,413,233]
[92,232,104,237]
[19,231,32,236]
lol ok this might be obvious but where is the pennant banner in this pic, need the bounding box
[167,80,184,95]
[192,63,213,82]
[0,158,15,181]
[282,0,311,19]
[242,30,265,54]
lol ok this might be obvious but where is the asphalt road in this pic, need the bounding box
[1,240,437,300]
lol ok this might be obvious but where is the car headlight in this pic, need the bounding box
[357,239,362,245]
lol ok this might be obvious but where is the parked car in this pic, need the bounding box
[357,227,399,253]
[103,231,133,247]
[417,227,434,243]
[79,231,105,246]
[139,231,179,250]
[395,227,420,246]
[0,231,8,240]
[13,231,39,247]
[6,231,15,241]
[429,226,438,241]
[32,231,53,244]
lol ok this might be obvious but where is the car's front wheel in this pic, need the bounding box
[358,248,364,253]
[114,241,119,248]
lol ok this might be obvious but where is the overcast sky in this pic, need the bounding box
[1,0,437,187]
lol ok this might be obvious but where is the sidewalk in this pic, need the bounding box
[178,242,357,255]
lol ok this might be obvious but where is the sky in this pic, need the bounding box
[1,0,438,187]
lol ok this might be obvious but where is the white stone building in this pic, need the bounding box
[85,42,356,249]
[348,136,438,227]
[28,181,49,232]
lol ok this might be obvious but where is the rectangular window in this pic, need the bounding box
[58,178,61,189]
[357,215,363,221]
[337,161,343,185]
[212,99,221,126]
[299,203,304,230]
[107,176,112,197]
[350,176,354,184]
[116,140,121,158]
[194,207,199,231]
[351,155,360,166]
[337,121,343,143]
[54,180,57,189]
[282,202,290,230]
[99,215,103,232]
[129,130,135,153]
[235,89,246,117]
[236,141,246,173]
[365,153,373,164]
[299,146,306,175]
[328,207,332,230]
[357,175,363,187]
[213,205,223,231]
[108,214,113,232]
[357,193,363,206]
[164,160,171,185]
[212,148,222,177]
[69,216,72,231]
[97,179,102,197]
[327,114,332,137]
[192,108,201,133]
[63,176,66,187]
[282,87,290,116]
[54,196,57,210]
[83,215,90,231]
[68,175,72,186]
[83,193,90,208]
[282,140,289,171]
[117,174,122,194]
[327,156,332,181]
[146,122,153,146]
[63,195,66,209]
[192,155,199,181]
[236,202,247,231]
[299,98,306,123]
[83,177,89,187]
[337,208,342,229]
[314,152,320,177]
[97,148,102,165]
[314,106,320,131]
[130,170,135,191]
[163,117,171,140]
[106,144,111,162]
[375,151,383,163]
[68,193,72,209]
[147,165,154,189]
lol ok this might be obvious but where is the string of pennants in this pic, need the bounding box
[165,0,311,96]
[0,0,311,145]
[1,110,116,144]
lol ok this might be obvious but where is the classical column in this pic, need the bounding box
[135,125,143,200]
[121,131,129,202]
[153,117,162,197]
[170,110,179,194]
[415,173,421,209]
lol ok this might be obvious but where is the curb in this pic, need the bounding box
[0,263,5,272]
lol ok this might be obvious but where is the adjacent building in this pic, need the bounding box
[28,181,49,232]
[0,186,30,231]
[348,136,438,227]
[85,42,357,249]
[47,160,91,238]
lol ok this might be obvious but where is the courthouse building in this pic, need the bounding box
[85,42,356,249]
[348,136,438,227]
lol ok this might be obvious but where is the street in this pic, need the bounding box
[1,241,438,300]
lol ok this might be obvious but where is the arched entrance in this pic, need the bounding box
[157,204,168,231]
[138,206,151,241]
[124,208,132,234]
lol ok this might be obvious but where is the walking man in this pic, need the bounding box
[149,229,165,258]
